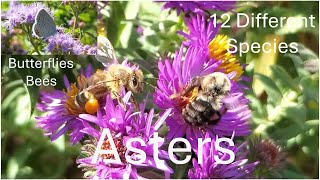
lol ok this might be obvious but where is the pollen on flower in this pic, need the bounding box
[208,34,243,81]
[65,75,88,115]
[170,87,199,109]
[101,137,127,163]
[85,98,99,114]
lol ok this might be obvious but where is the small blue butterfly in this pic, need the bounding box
[32,9,57,39]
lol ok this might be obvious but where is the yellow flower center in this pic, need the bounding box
[208,34,243,81]
[65,75,88,115]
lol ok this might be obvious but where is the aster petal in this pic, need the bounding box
[80,114,100,124]
[153,108,172,132]
[145,109,154,137]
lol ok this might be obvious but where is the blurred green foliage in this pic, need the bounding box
[247,44,319,178]
[1,1,319,179]
[1,55,97,178]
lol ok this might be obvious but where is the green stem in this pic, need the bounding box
[23,25,41,55]
[73,14,79,35]
[71,3,79,35]
[28,33,41,55]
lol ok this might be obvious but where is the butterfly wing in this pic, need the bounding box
[32,9,57,39]
[95,36,118,67]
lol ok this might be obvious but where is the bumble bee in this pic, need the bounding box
[74,36,144,114]
[171,72,231,126]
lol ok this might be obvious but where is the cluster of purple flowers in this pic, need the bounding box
[2,2,51,33]
[35,1,258,179]
[47,32,97,55]
[77,93,173,179]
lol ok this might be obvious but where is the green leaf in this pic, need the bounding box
[7,146,32,178]
[1,87,26,110]
[285,53,309,77]
[15,63,42,116]
[305,119,319,127]
[282,104,306,127]
[84,31,97,41]
[271,65,301,93]
[300,75,319,104]
[107,2,126,46]
[7,158,19,179]
[272,123,302,140]
[174,163,190,179]
[297,44,318,60]
[280,169,306,179]
[124,1,140,19]
[254,73,283,103]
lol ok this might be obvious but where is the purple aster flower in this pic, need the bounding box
[161,1,235,15]
[180,14,245,81]
[178,14,218,55]
[77,92,173,179]
[36,65,93,144]
[154,45,251,150]
[2,2,51,33]
[188,133,258,178]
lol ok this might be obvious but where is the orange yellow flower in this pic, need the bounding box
[208,34,243,81]
[65,75,88,115]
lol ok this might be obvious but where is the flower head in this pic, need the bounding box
[188,133,258,179]
[179,14,244,80]
[46,32,96,55]
[162,1,235,15]
[178,14,217,52]
[209,34,244,80]
[77,92,173,179]
[36,66,93,144]
[249,137,286,173]
[2,2,51,33]
[83,44,97,55]
[154,45,251,150]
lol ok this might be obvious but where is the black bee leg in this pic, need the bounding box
[181,76,202,96]
[86,82,108,94]
[129,95,139,110]
[216,111,221,120]
[112,91,127,110]
[209,111,222,125]
[94,92,107,99]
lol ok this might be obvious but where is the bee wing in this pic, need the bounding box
[95,36,118,67]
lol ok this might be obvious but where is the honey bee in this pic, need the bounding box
[74,36,144,114]
[171,72,231,126]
